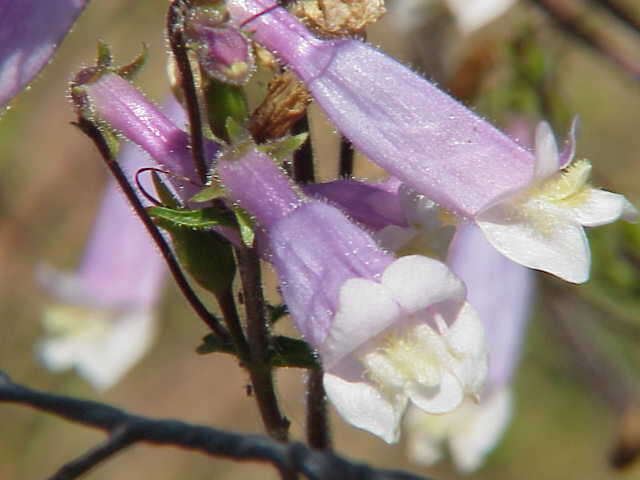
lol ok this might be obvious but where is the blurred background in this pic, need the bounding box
[1,0,640,479]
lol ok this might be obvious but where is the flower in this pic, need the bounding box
[476,121,638,283]
[0,0,87,109]
[227,0,637,282]
[402,222,534,472]
[73,73,207,202]
[217,144,487,442]
[37,141,166,391]
[308,179,534,469]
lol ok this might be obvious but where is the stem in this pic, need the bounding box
[236,246,290,442]
[74,118,229,340]
[217,288,250,361]
[306,368,331,450]
[338,136,354,178]
[530,0,640,81]
[291,115,315,183]
[167,0,209,183]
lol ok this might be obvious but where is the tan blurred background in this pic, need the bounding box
[1,1,640,479]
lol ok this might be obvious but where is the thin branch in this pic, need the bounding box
[0,373,429,480]
[74,118,229,340]
[48,427,132,480]
[236,246,291,442]
[291,115,315,183]
[591,0,640,36]
[306,368,331,450]
[529,0,640,81]
[167,0,209,183]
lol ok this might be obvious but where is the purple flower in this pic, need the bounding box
[227,0,636,283]
[74,73,204,202]
[402,222,535,472]
[37,141,165,391]
[0,0,87,108]
[217,145,487,442]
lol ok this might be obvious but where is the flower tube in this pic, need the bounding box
[73,73,207,201]
[37,141,166,391]
[217,144,487,443]
[227,0,636,283]
[0,0,88,109]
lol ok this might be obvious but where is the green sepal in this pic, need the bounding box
[233,207,255,246]
[225,117,250,145]
[197,333,319,368]
[117,44,148,80]
[96,41,113,70]
[189,183,226,203]
[151,171,181,209]
[258,133,309,161]
[205,80,249,142]
[170,227,236,295]
[148,205,235,229]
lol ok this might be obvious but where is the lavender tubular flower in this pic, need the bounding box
[227,0,637,283]
[217,145,487,443]
[73,74,204,201]
[405,223,534,472]
[38,142,165,391]
[0,0,87,109]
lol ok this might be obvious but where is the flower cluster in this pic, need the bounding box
[4,0,636,470]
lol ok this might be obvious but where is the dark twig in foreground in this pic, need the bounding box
[74,118,229,340]
[0,373,429,480]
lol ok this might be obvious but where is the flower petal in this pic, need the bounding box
[408,370,464,414]
[381,255,465,314]
[324,365,406,443]
[558,117,579,168]
[0,0,87,108]
[568,189,636,227]
[38,309,156,391]
[534,121,560,179]
[477,203,590,283]
[448,388,513,472]
[321,278,400,368]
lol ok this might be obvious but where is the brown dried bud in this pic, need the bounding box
[290,0,386,36]
[248,71,312,143]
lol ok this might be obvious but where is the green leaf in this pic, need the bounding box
[269,336,319,368]
[189,183,226,203]
[197,333,318,369]
[258,133,308,161]
[234,207,255,246]
[148,205,235,229]
[267,304,288,325]
[197,333,236,355]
